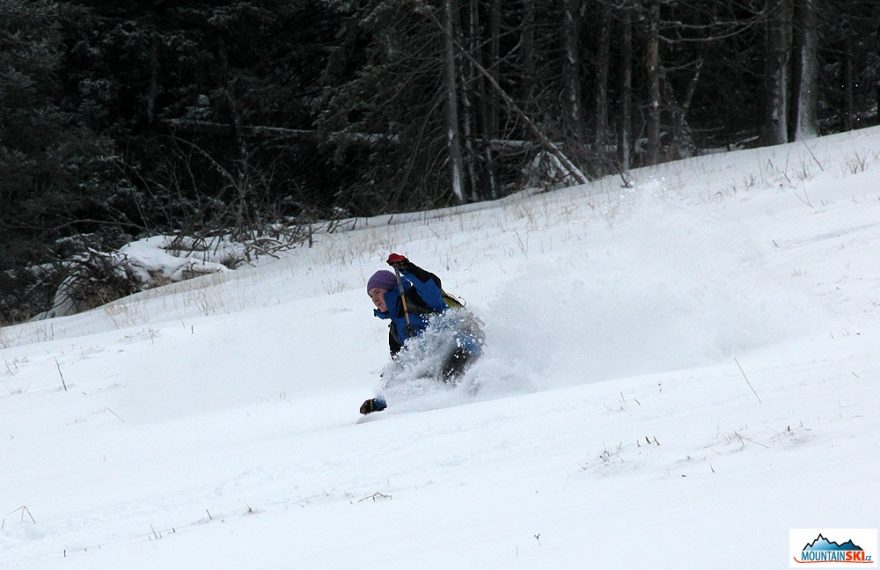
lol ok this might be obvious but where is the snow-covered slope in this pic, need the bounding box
[2,128,879,569]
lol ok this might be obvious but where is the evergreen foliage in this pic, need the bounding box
[1,0,878,323]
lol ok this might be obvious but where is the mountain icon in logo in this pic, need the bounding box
[803,534,864,552]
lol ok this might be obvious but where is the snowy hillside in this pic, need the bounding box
[2,128,879,569]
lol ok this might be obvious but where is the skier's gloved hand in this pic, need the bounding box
[386,253,408,270]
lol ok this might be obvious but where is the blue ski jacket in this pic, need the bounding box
[373,262,449,355]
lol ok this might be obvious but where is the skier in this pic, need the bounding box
[360,253,482,414]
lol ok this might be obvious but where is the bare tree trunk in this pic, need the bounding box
[877,83,880,127]
[147,38,159,126]
[521,0,536,108]
[618,5,633,170]
[792,0,819,140]
[594,0,611,155]
[459,69,479,202]
[843,31,853,131]
[477,0,499,198]
[217,41,250,235]
[460,0,481,201]
[646,0,661,164]
[443,0,466,203]
[763,0,792,145]
[488,0,501,136]
[670,59,703,159]
[562,0,584,142]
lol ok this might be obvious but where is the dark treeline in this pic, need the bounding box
[1,0,878,322]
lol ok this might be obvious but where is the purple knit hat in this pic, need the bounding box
[367,270,397,293]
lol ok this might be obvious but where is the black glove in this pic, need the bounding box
[360,397,387,415]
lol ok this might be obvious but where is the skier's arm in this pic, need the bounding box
[387,253,442,288]
[388,324,403,356]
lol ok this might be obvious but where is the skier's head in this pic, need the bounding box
[367,270,396,312]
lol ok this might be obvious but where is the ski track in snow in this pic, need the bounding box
[1,128,879,569]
